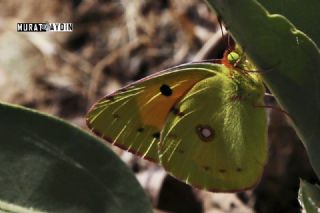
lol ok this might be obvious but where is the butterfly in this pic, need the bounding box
[86,49,268,192]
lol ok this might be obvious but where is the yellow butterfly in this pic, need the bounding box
[86,50,267,192]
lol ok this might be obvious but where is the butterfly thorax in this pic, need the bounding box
[226,64,265,104]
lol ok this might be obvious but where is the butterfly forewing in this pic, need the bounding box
[86,64,220,162]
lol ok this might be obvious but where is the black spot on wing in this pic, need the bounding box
[160,84,172,96]
[171,106,185,117]
[167,133,178,139]
[152,132,160,139]
[178,149,184,154]
[119,87,129,92]
[219,169,226,173]
[203,166,211,171]
[113,114,120,119]
[106,95,115,102]
[236,168,243,172]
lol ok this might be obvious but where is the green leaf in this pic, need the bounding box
[299,180,320,213]
[205,0,320,178]
[0,102,152,213]
[257,0,320,46]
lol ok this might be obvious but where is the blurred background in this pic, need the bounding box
[0,0,317,212]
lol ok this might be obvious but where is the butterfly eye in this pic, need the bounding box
[227,51,240,65]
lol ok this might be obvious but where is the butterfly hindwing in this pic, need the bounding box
[159,68,268,192]
[86,64,221,162]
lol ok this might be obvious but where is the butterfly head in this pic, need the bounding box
[222,46,254,72]
[227,51,240,65]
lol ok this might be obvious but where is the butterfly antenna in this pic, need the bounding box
[254,104,293,120]
[227,34,231,49]
[218,16,234,51]
[217,16,224,38]
[191,58,222,64]
[245,69,273,74]
[264,93,274,98]
[245,60,282,74]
